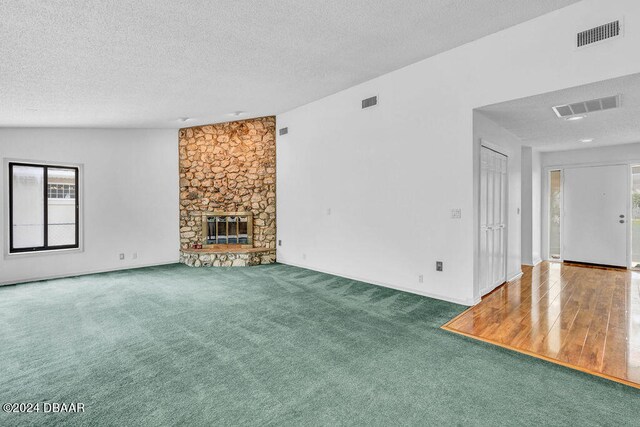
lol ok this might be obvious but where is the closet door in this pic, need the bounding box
[480,146,508,295]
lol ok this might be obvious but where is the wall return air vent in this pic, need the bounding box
[279,127,288,136]
[552,95,620,119]
[361,96,378,109]
[577,20,621,48]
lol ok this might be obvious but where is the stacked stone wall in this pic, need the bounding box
[178,116,276,252]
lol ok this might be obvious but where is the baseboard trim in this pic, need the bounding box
[507,271,523,282]
[478,271,522,300]
[278,260,477,306]
[0,259,180,287]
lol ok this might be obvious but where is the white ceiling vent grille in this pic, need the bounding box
[552,95,620,118]
[361,96,378,109]
[577,20,621,48]
[279,127,288,136]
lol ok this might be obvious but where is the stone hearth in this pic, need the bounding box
[180,248,275,267]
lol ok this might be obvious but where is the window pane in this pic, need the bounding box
[47,168,77,246]
[238,217,248,244]
[549,170,562,260]
[12,165,45,249]
[206,217,217,244]
[216,216,227,244]
[228,217,238,243]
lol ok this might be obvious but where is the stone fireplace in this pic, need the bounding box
[178,117,276,267]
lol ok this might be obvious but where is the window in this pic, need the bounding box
[632,166,640,269]
[548,170,562,260]
[9,162,79,253]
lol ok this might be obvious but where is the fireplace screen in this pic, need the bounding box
[202,212,252,247]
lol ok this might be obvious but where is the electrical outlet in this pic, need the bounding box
[418,274,424,283]
[436,261,443,272]
[302,253,307,260]
[132,252,137,260]
[450,209,462,219]
[278,240,282,246]
[327,208,331,216]
[119,253,125,260]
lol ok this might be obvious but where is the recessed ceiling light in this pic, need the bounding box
[565,115,586,121]
[579,138,594,143]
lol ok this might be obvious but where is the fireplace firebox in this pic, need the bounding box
[201,212,253,248]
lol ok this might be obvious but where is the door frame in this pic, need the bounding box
[479,140,509,296]
[542,161,632,268]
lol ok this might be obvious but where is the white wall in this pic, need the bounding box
[522,147,542,265]
[473,112,523,289]
[0,128,179,285]
[276,0,640,305]
[521,148,533,265]
[532,150,542,264]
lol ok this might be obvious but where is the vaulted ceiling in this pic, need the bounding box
[1,0,578,128]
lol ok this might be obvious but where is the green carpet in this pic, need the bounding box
[0,263,638,426]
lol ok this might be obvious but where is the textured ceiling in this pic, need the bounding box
[478,72,640,152]
[1,0,578,128]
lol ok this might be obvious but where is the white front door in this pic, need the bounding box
[480,146,507,295]
[563,164,628,267]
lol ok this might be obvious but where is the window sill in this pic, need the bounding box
[5,246,83,260]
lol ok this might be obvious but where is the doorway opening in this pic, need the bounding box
[463,72,640,390]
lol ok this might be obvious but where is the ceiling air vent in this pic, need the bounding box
[279,127,288,136]
[577,20,621,48]
[362,96,378,109]
[552,95,620,118]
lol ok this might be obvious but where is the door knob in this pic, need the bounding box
[620,220,625,223]
[620,214,625,218]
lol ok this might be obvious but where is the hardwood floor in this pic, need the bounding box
[443,261,640,388]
